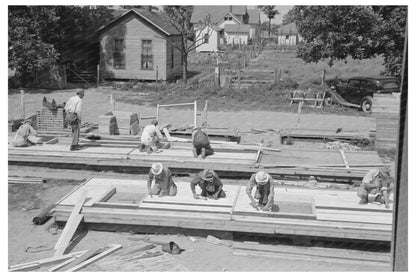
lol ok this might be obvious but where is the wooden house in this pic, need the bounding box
[191,6,260,52]
[277,22,303,46]
[97,9,183,81]
[224,24,251,45]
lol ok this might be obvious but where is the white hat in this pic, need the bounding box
[255,171,269,185]
[151,163,163,175]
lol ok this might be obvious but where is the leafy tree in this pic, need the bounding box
[292,6,407,77]
[281,7,297,25]
[8,6,59,83]
[163,5,212,82]
[258,6,279,38]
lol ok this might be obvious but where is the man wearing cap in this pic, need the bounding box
[246,171,276,211]
[147,162,177,197]
[9,119,38,147]
[357,168,394,209]
[64,89,84,151]
[190,169,226,200]
[139,119,170,154]
[192,127,214,159]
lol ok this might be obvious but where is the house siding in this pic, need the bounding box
[225,32,248,45]
[166,36,183,80]
[195,25,219,52]
[100,14,169,80]
[277,34,302,46]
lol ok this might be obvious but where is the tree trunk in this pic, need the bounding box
[183,53,188,83]
[268,18,271,39]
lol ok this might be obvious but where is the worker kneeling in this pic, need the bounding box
[190,169,225,200]
[140,119,170,154]
[9,119,37,147]
[147,163,177,197]
[192,127,214,159]
[246,171,275,211]
[357,168,394,209]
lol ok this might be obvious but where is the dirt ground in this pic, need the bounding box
[8,88,392,271]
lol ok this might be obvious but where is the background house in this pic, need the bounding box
[191,6,260,52]
[97,9,183,81]
[277,22,302,46]
[224,24,251,45]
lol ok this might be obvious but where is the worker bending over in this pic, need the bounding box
[246,171,276,211]
[139,119,170,154]
[147,163,177,197]
[357,168,394,209]
[190,169,225,200]
[192,127,214,159]
[64,89,84,151]
[9,119,37,147]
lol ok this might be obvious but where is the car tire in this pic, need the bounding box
[361,96,373,113]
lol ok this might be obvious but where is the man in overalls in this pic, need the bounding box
[246,171,276,211]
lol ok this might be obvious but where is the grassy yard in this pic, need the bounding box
[107,49,385,116]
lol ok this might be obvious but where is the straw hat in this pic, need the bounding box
[151,162,163,175]
[201,169,214,181]
[255,171,269,185]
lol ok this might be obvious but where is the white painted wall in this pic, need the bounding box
[195,25,219,52]
[225,33,248,45]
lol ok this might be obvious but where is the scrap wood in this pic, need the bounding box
[120,244,156,256]
[56,247,103,272]
[65,244,122,272]
[123,251,165,262]
[206,235,231,246]
[53,194,87,257]
[48,256,77,272]
[9,250,88,272]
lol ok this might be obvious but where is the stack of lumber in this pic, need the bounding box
[8,176,45,185]
[36,107,64,131]
[373,93,401,149]
[99,111,139,135]
[52,178,393,242]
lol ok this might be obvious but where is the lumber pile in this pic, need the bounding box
[373,93,401,149]
[36,107,64,131]
[8,176,45,185]
[99,111,139,135]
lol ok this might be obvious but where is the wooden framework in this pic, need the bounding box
[52,178,393,242]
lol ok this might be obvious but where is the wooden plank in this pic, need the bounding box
[340,149,351,173]
[9,250,88,271]
[85,186,116,206]
[65,244,122,272]
[56,247,103,271]
[54,194,87,256]
[48,257,77,272]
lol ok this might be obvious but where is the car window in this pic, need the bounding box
[381,82,399,90]
[349,80,360,88]
[361,80,374,89]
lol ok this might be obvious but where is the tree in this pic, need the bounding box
[163,5,213,83]
[258,6,279,39]
[292,6,407,76]
[8,6,60,84]
[281,7,297,25]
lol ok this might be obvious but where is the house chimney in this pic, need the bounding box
[229,6,232,13]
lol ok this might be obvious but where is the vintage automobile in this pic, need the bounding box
[332,77,400,113]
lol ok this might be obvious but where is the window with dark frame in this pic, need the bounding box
[113,38,125,69]
[141,40,153,70]
[204,33,209,43]
[171,45,174,68]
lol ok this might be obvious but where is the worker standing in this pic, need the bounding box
[139,119,170,154]
[246,171,276,211]
[9,119,37,147]
[190,169,225,200]
[147,163,177,197]
[192,127,214,159]
[64,89,84,151]
[357,168,394,209]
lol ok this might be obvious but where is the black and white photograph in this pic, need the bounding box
[6,1,409,272]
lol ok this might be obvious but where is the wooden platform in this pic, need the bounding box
[53,178,393,242]
[8,143,385,181]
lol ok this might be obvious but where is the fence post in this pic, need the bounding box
[96,64,100,88]
[193,100,197,129]
[321,69,326,86]
[63,64,67,88]
[238,62,241,89]
[214,66,220,87]
[274,69,278,85]
[20,89,25,119]
[156,65,159,83]
[278,69,282,82]
[156,104,160,122]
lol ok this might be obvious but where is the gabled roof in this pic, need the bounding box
[216,12,243,24]
[224,24,251,33]
[247,9,260,25]
[191,6,247,24]
[97,9,181,36]
[278,22,298,35]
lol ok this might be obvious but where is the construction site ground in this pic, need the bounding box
[7,88,393,271]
